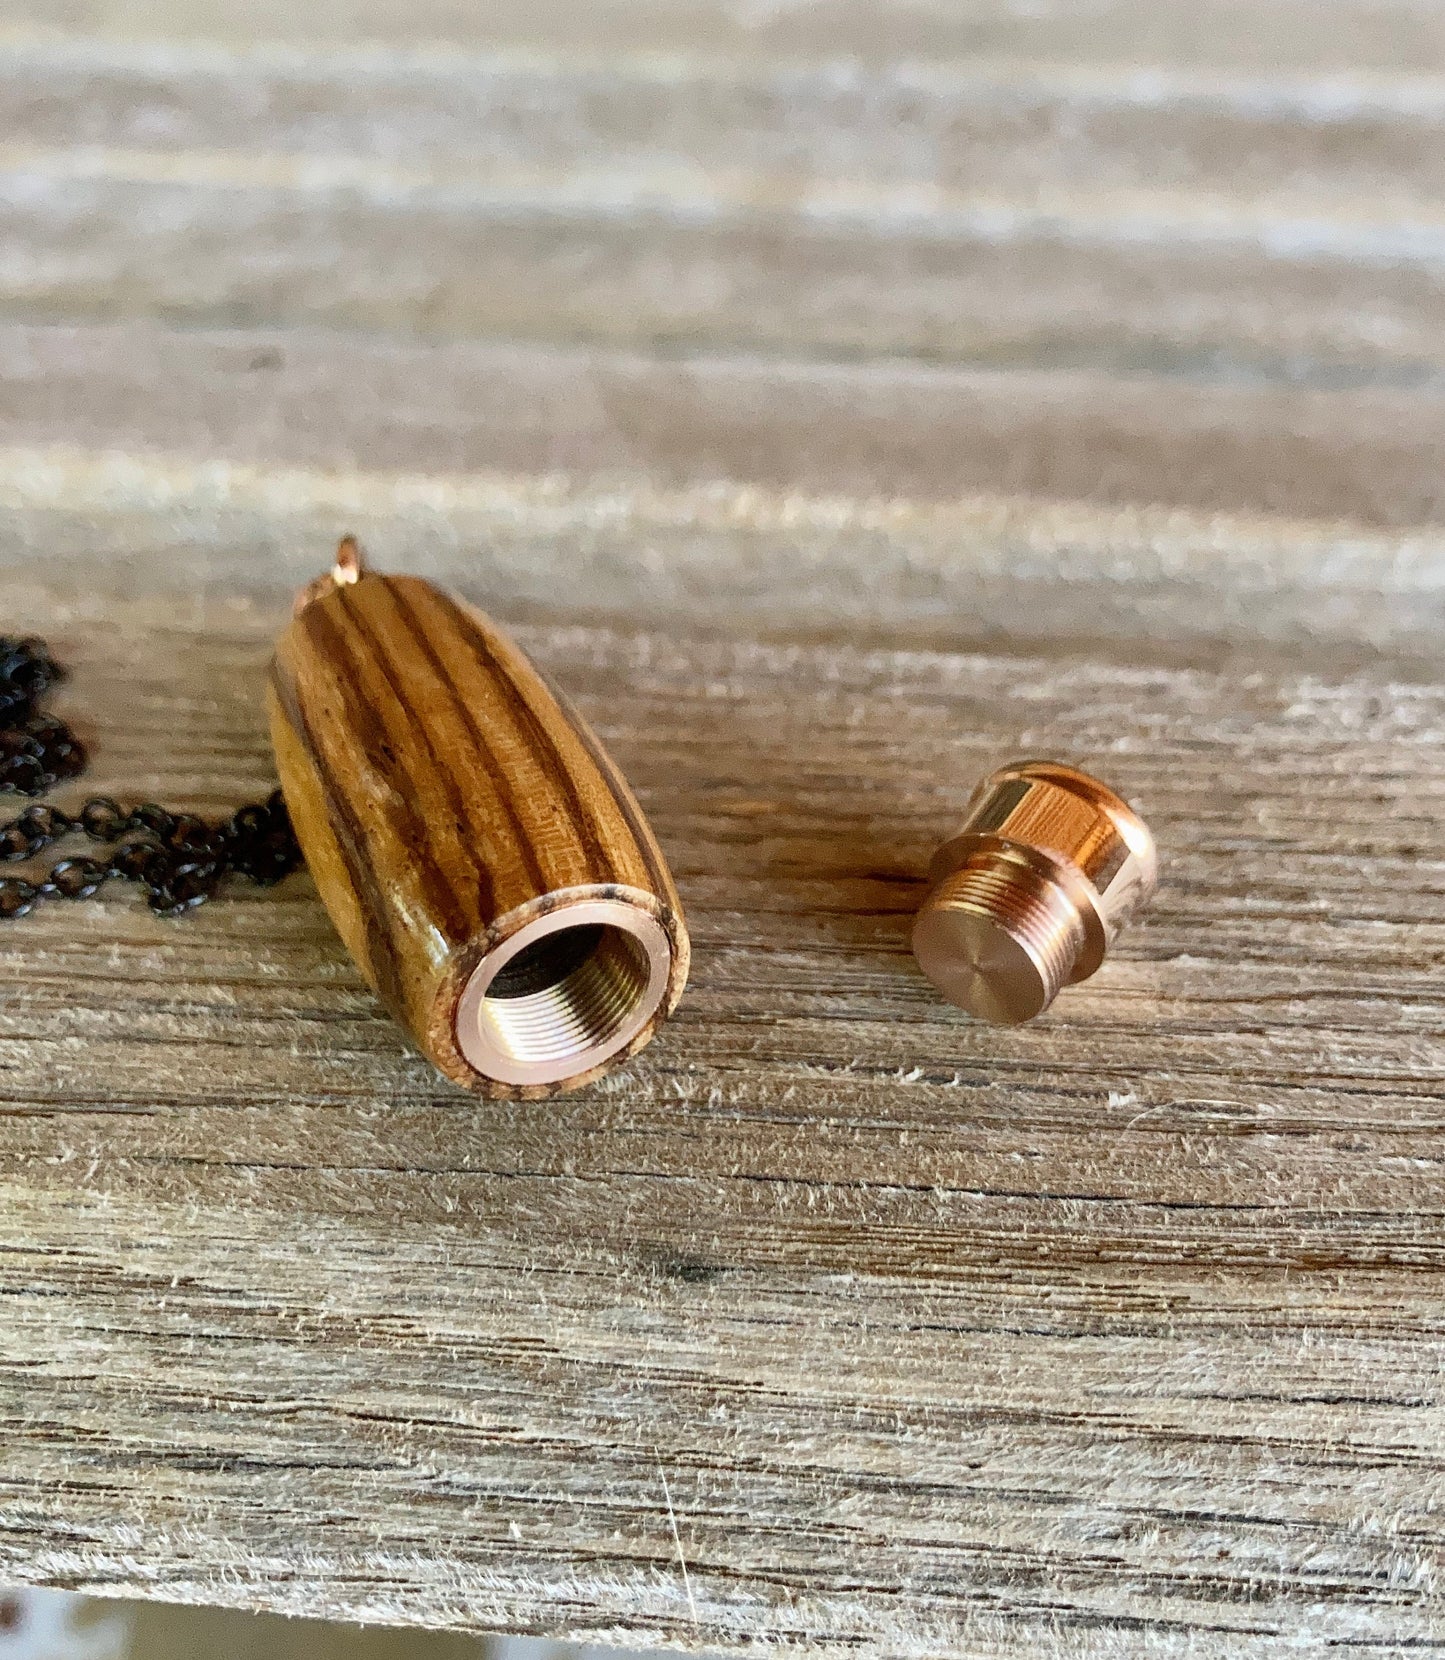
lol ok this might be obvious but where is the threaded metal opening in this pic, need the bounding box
[477,923,653,1069]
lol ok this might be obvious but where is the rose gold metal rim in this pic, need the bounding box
[454,898,673,1088]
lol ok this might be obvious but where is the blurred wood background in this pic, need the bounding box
[1,0,1443,1654]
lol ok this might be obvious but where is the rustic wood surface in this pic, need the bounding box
[1,0,1444,1654]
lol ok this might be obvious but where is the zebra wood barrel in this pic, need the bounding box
[267,564,689,1096]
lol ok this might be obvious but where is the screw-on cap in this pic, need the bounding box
[911,760,1156,1024]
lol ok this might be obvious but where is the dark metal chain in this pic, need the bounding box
[0,634,301,919]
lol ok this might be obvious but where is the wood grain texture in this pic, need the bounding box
[1,0,1444,1653]
[270,569,686,1094]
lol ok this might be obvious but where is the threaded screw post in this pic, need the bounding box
[912,761,1157,1024]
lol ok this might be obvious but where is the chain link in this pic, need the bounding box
[0,635,302,918]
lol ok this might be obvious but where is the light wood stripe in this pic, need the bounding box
[1,442,1442,672]
[3,324,1445,532]
[0,438,1439,568]
[3,1,1443,74]
[9,146,1445,264]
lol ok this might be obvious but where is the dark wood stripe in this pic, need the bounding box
[535,665,670,900]
[301,595,483,947]
[333,585,509,926]
[369,578,551,899]
[398,580,617,888]
[267,652,412,1024]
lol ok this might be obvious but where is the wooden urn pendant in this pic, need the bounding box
[268,540,689,1096]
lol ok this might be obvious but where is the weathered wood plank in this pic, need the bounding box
[2,0,1444,1651]
[6,319,1445,534]
[7,34,1445,206]
[5,447,1445,673]
[9,172,1444,391]
[4,0,1445,74]
[2,562,1444,1653]
[5,26,1445,402]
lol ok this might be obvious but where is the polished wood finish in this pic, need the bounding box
[2,0,1445,1652]
[269,569,687,1093]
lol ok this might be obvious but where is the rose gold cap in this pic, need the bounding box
[912,760,1157,1024]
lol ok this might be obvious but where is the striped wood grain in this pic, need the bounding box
[270,571,687,1092]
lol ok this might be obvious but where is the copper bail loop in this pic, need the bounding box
[293,536,366,616]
